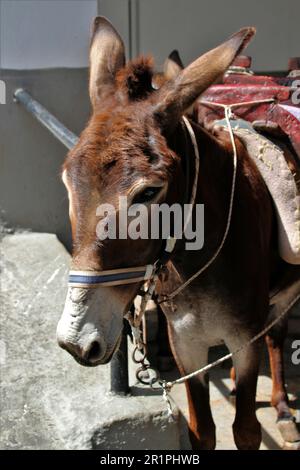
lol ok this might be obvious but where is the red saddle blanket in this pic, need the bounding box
[196,56,300,160]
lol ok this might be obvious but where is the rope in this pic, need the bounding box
[181,116,200,235]
[201,98,275,109]
[159,99,276,303]
[160,104,238,301]
[160,291,300,412]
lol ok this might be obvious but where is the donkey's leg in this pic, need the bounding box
[167,321,216,450]
[229,366,236,396]
[266,320,300,447]
[265,319,290,419]
[267,275,300,448]
[185,372,216,450]
[227,340,263,450]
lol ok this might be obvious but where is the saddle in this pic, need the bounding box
[212,118,300,264]
[198,55,300,264]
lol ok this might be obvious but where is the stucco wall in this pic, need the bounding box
[1,0,299,71]
[0,68,91,249]
[0,0,97,69]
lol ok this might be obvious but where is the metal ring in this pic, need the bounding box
[149,370,160,388]
[132,344,147,364]
[136,365,156,386]
[136,365,160,386]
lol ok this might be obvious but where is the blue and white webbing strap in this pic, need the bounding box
[68,264,154,288]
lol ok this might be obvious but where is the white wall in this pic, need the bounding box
[0,0,97,69]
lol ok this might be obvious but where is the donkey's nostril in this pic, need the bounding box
[85,341,102,362]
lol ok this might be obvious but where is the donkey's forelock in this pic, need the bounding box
[65,52,176,178]
[116,56,158,102]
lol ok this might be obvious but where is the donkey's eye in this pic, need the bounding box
[132,187,161,204]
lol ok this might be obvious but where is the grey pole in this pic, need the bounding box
[110,321,130,395]
[14,88,130,395]
[14,88,79,150]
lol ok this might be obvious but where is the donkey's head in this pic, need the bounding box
[57,17,255,366]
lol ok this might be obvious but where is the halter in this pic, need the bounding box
[68,116,200,291]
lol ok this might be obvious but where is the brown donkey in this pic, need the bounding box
[57,17,300,449]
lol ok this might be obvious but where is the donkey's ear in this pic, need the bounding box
[154,27,255,128]
[89,16,125,108]
[163,50,184,80]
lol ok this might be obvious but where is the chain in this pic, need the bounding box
[130,324,160,387]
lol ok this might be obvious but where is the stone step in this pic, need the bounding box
[0,232,179,450]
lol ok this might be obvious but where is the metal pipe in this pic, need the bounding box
[110,324,130,395]
[14,88,79,150]
[14,87,130,395]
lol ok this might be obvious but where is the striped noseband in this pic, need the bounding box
[68,265,155,288]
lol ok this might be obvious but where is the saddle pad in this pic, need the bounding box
[233,127,300,264]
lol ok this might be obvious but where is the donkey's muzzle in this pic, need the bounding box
[57,335,105,366]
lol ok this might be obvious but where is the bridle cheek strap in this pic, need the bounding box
[68,264,154,288]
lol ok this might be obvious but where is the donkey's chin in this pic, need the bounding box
[72,355,102,368]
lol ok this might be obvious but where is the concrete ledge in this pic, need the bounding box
[0,232,180,449]
[90,396,179,450]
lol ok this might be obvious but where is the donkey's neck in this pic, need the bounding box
[170,120,235,280]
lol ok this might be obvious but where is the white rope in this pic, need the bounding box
[163,104,238,300]
[162,98,275,301]
[201,98,275,110]
[163,291,300,391]
[181,116,200,235]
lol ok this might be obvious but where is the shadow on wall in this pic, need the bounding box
[0,68,91,251]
